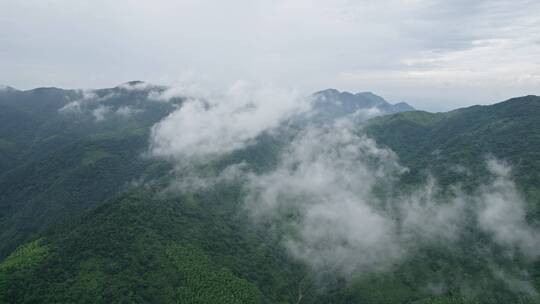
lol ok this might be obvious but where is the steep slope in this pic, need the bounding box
[366,95,540,199]
[0,82,178,257]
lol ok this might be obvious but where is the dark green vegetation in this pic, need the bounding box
[366,95,540,201]
[0,83,177,257]
[0,84,539,303]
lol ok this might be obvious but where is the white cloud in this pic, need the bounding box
[116,81,155,91]
[477,159,540,258]
[145,80,540,279]
[59,89,145,121]
[244,123,406,274]
[92,105,111,122]
[242,121,540,279]
[149,81,311,160]
[144,80,539,291]
[116,106,142,118]
[58,90,98,114]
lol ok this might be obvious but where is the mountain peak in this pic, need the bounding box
[310,88,414,122]
[115,80,148,89]
[392,101,415,112]
[314,88,341,97]
[503,94,540,104]
[0,85,17,92]
[354,91,388,106]
[355,91,378,97]
[315,89,388,104]
[318,88,339,93]
[123,80,146,86]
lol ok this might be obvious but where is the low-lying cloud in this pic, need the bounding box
[242,120,540,294]
[245,122,406,274]
[149,81,311,160]
[58,88,147,122]
[146,83,540,295]
[477,159,540,258]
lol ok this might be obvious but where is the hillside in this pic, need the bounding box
[0,83,177,257]
[366,95,540,201]
[0,86,539,303]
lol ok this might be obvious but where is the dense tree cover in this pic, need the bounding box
[0,88,539,303]
[0,189,310,303]
[365,96,540,195]
[165,244,262,303]
[0,85,177,258]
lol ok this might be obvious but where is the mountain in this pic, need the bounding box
[0,84,539,303]
[0,82,178,258]
[310,89,414,122]
[365,95,540,196]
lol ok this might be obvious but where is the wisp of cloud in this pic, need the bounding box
[147,82,540,294]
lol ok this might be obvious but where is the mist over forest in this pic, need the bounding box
[2,1,540,303]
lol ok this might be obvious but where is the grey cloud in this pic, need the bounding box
[2,0,539,110]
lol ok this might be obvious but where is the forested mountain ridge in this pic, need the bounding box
[0,84,539,303]
[366,95,540,199]
[0,83,178,258]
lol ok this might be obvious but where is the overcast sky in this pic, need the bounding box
[1,0,539,110]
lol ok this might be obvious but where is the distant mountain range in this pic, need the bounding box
[314,88,414,114]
